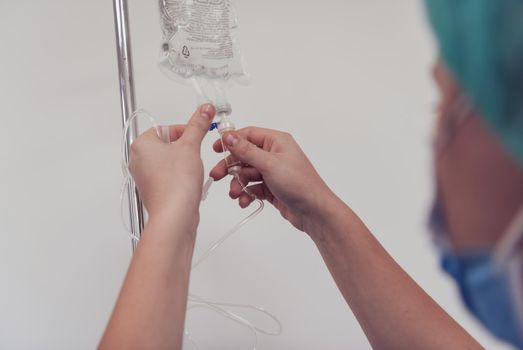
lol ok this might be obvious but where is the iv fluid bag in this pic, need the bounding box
[158,0,247,83]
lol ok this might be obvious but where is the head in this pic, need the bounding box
[426,0,523,250]
[425,1,523,347]
[432,59,523,250]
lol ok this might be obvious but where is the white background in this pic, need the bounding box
[0,0,514,349]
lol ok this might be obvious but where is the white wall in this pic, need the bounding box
[0,0,513,349]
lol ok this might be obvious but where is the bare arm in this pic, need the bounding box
[309,194,481,349]
[210,127,482,350]
[99,214,196,350]
[99,104,215,350]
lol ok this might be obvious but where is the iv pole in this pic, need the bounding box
[112,0,144,251]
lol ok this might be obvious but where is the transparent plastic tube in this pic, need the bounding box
[218,118,242,176]
[192,189,264,270]
[188,294,283,337]
[120,110,160,242]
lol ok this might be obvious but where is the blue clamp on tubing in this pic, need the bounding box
[209,122,219,131]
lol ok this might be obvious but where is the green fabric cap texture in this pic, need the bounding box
[425,0,523,165]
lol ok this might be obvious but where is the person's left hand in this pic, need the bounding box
[128,104,215,228]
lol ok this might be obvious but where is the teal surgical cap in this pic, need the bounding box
[425,0,523,165]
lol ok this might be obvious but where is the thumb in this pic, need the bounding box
[222,132,272,172]
[181,104,216,145]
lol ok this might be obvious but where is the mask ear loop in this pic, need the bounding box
[494,204,523,268]
[493,204,523,335]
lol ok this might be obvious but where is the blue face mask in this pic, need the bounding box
[430,199,523,349]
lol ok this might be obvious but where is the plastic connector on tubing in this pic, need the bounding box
[217,110,242,176]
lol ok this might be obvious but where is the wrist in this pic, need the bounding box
[147,203,199,239]
[140,213,198,263]
[302,189,351,242]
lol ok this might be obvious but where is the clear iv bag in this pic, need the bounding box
[158,0,247,83]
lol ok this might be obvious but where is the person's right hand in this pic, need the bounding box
[210,127,339,234]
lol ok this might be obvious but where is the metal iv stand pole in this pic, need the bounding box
[112,0,145,251]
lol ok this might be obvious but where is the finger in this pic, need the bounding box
[181,104,216,145]
[229,178,243,199]
[210,155,264,182]
[236,168,263,191]
[221,132,273,172]
[229,169,264,198]
[137,127,163,144]
[239,167,263,183]
[158,125,185,143]
[246,183,273,202]
[166,125,186,142]
[238,183,275,208]
[130,127,162,158]
[243,183,274,203]
[212,126,279,153]
[210,159,228,181]
[239,194,255,208]
[213,138,225,153]
[237,127,277,148]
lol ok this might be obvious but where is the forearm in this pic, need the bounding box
[99,210,197,350]
[308,195,482,350]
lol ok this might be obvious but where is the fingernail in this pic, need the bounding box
[201,104,214,120]
[225,133,238,147]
